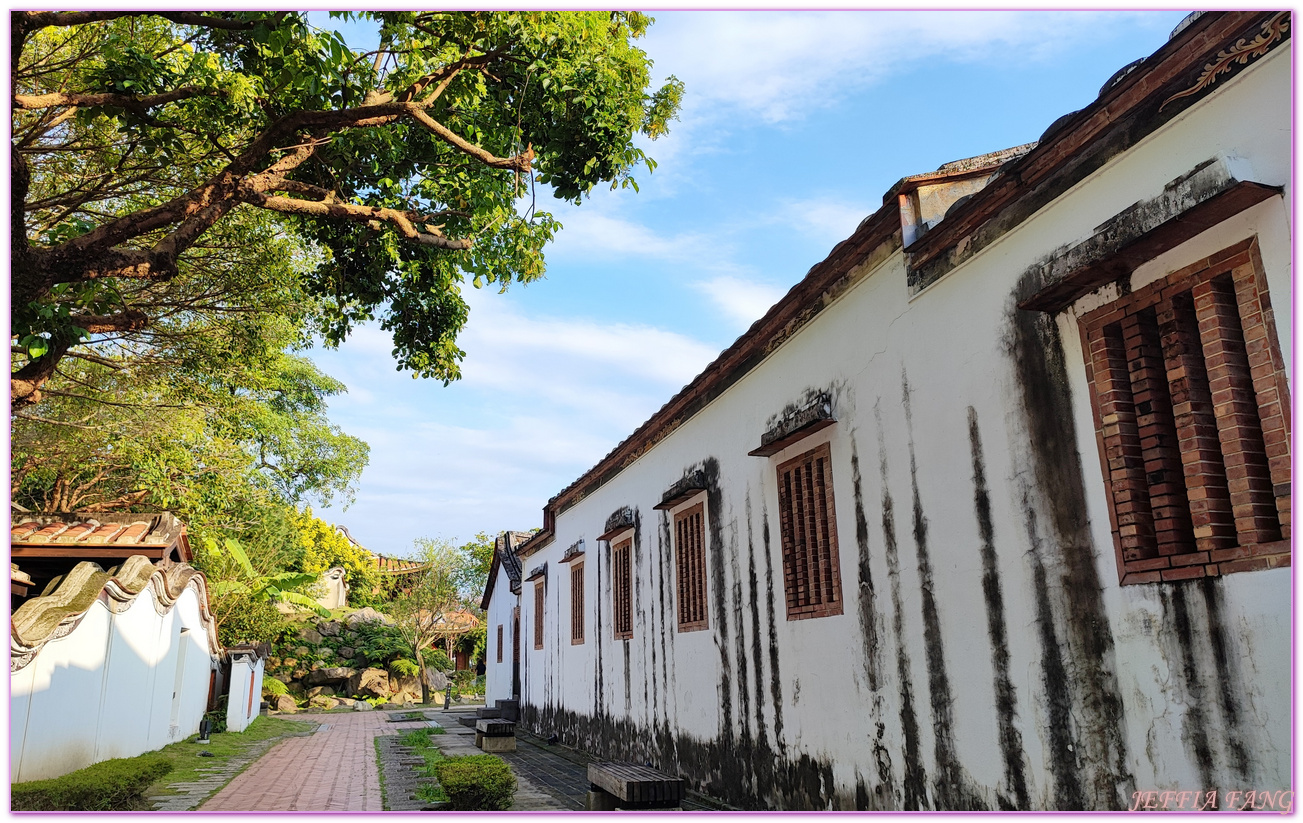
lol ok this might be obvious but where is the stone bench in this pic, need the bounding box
[587,761,685,810]
[475,717,516,752]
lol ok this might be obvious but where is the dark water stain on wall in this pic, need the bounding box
[901,372,985,811]
[595,543,606,718]
[634,509,651,734]
[1008,305,1132,809]
[701,458,734,747]
[520,703,849,810]
[745,493,772,768]
[1157,578,1255,789]
[849,436,883,692]
[1021,504,1082,809]
[1198,578,1251,783]
[761,500,786,751]
[967,406,1030,810]
[875,402,928,810]
[729,518,755,794]
[1162,584,1215,790]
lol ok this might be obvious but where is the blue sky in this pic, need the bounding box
[305,10,1192,556]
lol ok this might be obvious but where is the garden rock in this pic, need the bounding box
[353,700,375,712]
[336,697,356,706]
[304,666,356,686]
[309,695,340,710]
[348,667,391,699]
[299,627,324,645]
[294,646,311,658]
[345,607,390,627]
[338,646,355,659]
[389,673,421,702]
[425,668,450,691]
[306,685,337,698]
[318,620,343,636]
[273,694,298,713]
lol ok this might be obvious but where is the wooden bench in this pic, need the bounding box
[587,761,685,810]
[475,717,516,752]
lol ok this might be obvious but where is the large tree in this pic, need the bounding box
[11,10,682,408]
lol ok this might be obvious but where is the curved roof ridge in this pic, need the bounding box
[11,557,220,670]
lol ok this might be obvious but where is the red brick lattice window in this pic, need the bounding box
[775,442,844,619]
[571,561,585,645]
[496,624,503,663]
[612,538,633,640]
[1081,238,1291,584]
[674,503,709,631]
[533,581,544,650]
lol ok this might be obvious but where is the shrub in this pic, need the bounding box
[390,658,421,678]
[204,706,228,735]
[432,755,516,811]
[262,676,289,697]
[422,647,454,672]
[215,591,290,647]
[11,755,173,811]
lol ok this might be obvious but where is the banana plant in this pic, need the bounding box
[204,536,330,617]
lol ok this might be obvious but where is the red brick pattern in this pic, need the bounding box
[199,711,394,811]
[776,442,844,619]
[1081,238,1290,584]
[571,561,585,645]
[612,539,633,640]
[533,581,544,650]
[674,503,709,631]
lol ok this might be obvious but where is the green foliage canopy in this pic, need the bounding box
[12,10,682,409]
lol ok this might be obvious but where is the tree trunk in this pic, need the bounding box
[419,658,430,705]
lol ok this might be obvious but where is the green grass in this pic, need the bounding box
[143,716,316,803]
[396,725,452,805]
[374,737,390,811]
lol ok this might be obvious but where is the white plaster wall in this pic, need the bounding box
[11,583,219,782]
[226,655,265,733]
[517,44,1290,811]
[484,564,517,706]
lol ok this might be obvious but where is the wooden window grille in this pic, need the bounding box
[674,502,709,631]
[496,624,503,663]
[1080,238,1290,584]
[571,561,585,644]
[776,441,844,619]
[533,581,544,650]
[612,538,633,640]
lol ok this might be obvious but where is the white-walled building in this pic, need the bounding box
[483,12,1291,811]
[10,514,224,782]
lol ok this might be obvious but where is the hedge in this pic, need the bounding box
[12,754,173,811]
[432,754,516,811]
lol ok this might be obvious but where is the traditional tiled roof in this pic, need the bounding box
[10,555,219,671]
[371,554,429,575]
[11,512,191,560]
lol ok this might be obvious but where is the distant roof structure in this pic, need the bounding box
[481,531,530,609]
[331,523,429,576]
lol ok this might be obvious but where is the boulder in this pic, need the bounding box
[389,672,421,703]
[318,620,343,637]
[299,628,323,645]
[353,700,375,712]
[294,646,311,658]
[338,646,355,659]
[272,694,298,713]
[303,666,356,687]
[309,695,340,710]
[336,697,356,707]
[425,668,449,691]
[345,607,391,627]
[348,667,391,699]
[291,667,309,681]
[306,685,337,699]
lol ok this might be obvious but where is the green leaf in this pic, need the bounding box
[223,537,256,578]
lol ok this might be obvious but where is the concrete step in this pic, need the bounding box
[495,699,520,721]
[476,706,502,719]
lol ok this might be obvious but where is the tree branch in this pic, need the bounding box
[246,193,473,250]
[14,87,224,111]
[409,109,533,171]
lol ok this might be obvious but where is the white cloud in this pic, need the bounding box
[646,11,1171,124]
[693,276,787,328]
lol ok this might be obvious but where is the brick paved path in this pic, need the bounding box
[200,711,424,812]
